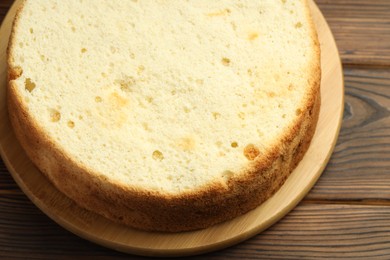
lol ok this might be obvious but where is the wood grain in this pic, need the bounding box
[307,68,390,201]
[316,0,390,66]
[207,204,390,260]
[0,195,129,259]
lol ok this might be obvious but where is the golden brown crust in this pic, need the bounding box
[7,0,26,71]
[7,0,321,232]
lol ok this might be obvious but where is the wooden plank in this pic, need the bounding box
[307,68,390,201]
[316,0,390,66]
[0,195,129,259]
[212,204,390,259]
[2,197,390,259]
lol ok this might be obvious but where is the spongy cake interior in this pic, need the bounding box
[10,0,316,194]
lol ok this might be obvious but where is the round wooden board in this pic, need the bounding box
[0,0,343,257]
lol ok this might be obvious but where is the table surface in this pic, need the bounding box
[1,0,389,259]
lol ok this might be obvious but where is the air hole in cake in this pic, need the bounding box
[67,120,75,128]
[206,8,231,17]
[29,28,34,34]
[309,106,314,116]
[116,76,135,92]
[248,32,259,41]
[152,150,164,161]
[81,48,87,53]
[295,22,303,28]
[231,142,238,148]
[296,108,302,116]
[282,114,287,119]
[146,96,153,103]
[184,107,190,113]
[222,170,234,183]
[49,109,61,122]
[267,91,276,98]
[244,144,260,161]
[10,66,23,80]
[137,65,145,75]
[25,78,36,92]
[230,21,237,31]
[95,96,102,103]
[238,112,245,120]
[212,112,221,119]
[177,137,196,151]
[219,151,226,157]
[142,122,150,131]
[221,57,230,66]
[195,79,204,85]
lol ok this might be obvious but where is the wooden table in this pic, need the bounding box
[1,0,389,258]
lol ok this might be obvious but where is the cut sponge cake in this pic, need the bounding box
[8,0,320,232]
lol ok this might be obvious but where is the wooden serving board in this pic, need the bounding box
[0,0,343,257]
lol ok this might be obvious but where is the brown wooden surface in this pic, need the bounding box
[0,0,389,259]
